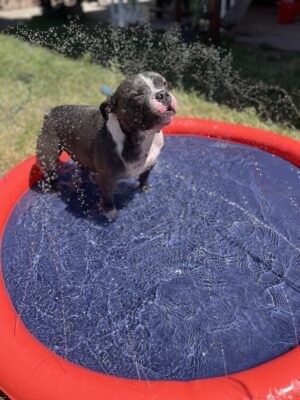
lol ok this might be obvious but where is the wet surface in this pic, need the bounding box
[2,135,300,380]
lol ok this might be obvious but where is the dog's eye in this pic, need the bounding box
[163,80,167,86]
[131,91,143,97]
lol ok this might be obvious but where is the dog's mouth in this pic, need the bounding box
[147,96,177,128]
[167,104,176,114]
[164,104,176,120]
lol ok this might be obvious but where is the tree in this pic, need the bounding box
[40,0,52,15]
[208,0,221,43]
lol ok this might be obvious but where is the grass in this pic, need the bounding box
[229,41,300,94]
[1,33,300,177]
[0,33,121,176]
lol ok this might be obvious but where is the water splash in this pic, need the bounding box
[266,380,300,400]
[4,21,300,128]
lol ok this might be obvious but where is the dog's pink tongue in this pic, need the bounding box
[152,99,168,113]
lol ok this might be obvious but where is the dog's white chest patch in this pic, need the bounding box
[125,131,164,178]
[107,114,164,178]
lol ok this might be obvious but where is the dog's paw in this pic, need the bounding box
[103,208,118,221]
[139,184,150,193]
[38,177,57,193]
[98,203,117,221]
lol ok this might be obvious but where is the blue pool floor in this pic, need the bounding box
[2,135,300,380]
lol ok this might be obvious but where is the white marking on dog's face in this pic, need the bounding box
[111,72,176,132]
[138,73,158,93]
[138,72,176,115]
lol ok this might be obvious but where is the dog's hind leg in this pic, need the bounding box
[36,120,61,189]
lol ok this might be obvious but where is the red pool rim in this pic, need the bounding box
[1,117,300,400]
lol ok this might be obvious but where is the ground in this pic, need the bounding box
[233,4,300,52]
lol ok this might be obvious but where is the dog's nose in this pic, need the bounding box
[155,91,171,105]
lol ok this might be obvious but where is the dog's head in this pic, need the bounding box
[100,72,177,133]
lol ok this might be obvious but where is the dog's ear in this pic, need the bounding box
[100,94,116,121]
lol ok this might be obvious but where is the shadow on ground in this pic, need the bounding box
[31,161,139,224]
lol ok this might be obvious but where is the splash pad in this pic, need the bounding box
[1,118,300,400]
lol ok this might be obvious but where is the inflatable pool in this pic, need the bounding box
[1,118,300,400]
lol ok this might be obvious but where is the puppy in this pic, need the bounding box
[36,71,177,220]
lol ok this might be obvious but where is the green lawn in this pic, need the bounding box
[1,33,300,177]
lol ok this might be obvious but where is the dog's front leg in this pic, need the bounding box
[138,167,153,192]
[96,173,117,221]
